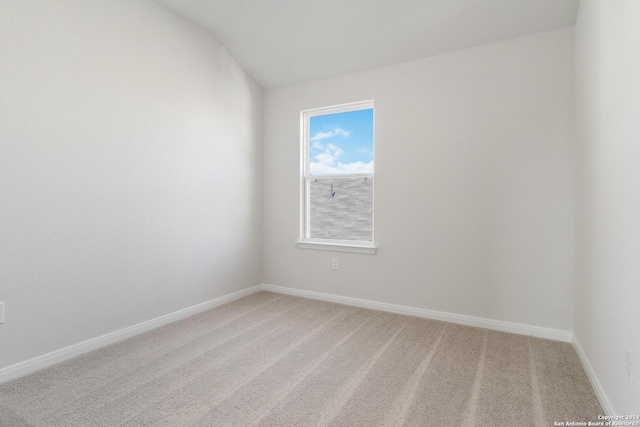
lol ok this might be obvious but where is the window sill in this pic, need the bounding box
[296,240,377,254]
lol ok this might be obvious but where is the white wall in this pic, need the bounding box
[575,0,640,414]
[0,0,262,370]
[264,28,575,332]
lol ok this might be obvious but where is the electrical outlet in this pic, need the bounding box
[626,348,634,383]
[0,302,4,324]
[331,257,339,270]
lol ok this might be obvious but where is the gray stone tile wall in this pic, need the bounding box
[309,177,372,241]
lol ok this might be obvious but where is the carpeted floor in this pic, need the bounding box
[0,291,602,426]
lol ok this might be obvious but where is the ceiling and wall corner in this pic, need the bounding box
[153,0,580,89]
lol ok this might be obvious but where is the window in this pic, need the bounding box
[297,100,376,254]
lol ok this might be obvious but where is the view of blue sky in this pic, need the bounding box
[309,108,374,175]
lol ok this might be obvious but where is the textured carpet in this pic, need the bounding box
[0,291,602,426]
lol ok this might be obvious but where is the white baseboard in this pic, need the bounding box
[261,284,573,343]
[0,283,579,386]
[572,334,615,416]
[0,285,263,384]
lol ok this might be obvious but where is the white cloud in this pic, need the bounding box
[310,160,373,175]
[309,126,371,174]
[311,141,344,169]
[314,152,338,166]
[310,128,351,143]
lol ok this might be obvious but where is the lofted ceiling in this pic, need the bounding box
[153,0,580,89]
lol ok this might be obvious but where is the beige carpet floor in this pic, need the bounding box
[0,291,602,426]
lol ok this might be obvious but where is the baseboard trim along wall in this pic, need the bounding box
[572,334,615,416]
[262,284,623,411]
[3,281,607,412]
[261,284,573,342]
[0,285,263,385]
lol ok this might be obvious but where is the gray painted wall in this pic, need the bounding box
[575,0,640,414]
[0,0,263,370]
[264,28,575,332]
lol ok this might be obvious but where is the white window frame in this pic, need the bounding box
[296,100,377,254]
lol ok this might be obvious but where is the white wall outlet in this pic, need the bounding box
[331,257,339,270]
[626,348,634,383]
[0,302,4,324]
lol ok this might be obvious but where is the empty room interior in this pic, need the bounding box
[1,0,639,425]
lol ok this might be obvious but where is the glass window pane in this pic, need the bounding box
[309,109,373,175]
[309,177,372,241]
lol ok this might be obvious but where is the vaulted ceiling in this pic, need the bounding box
[153,0,580,89]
